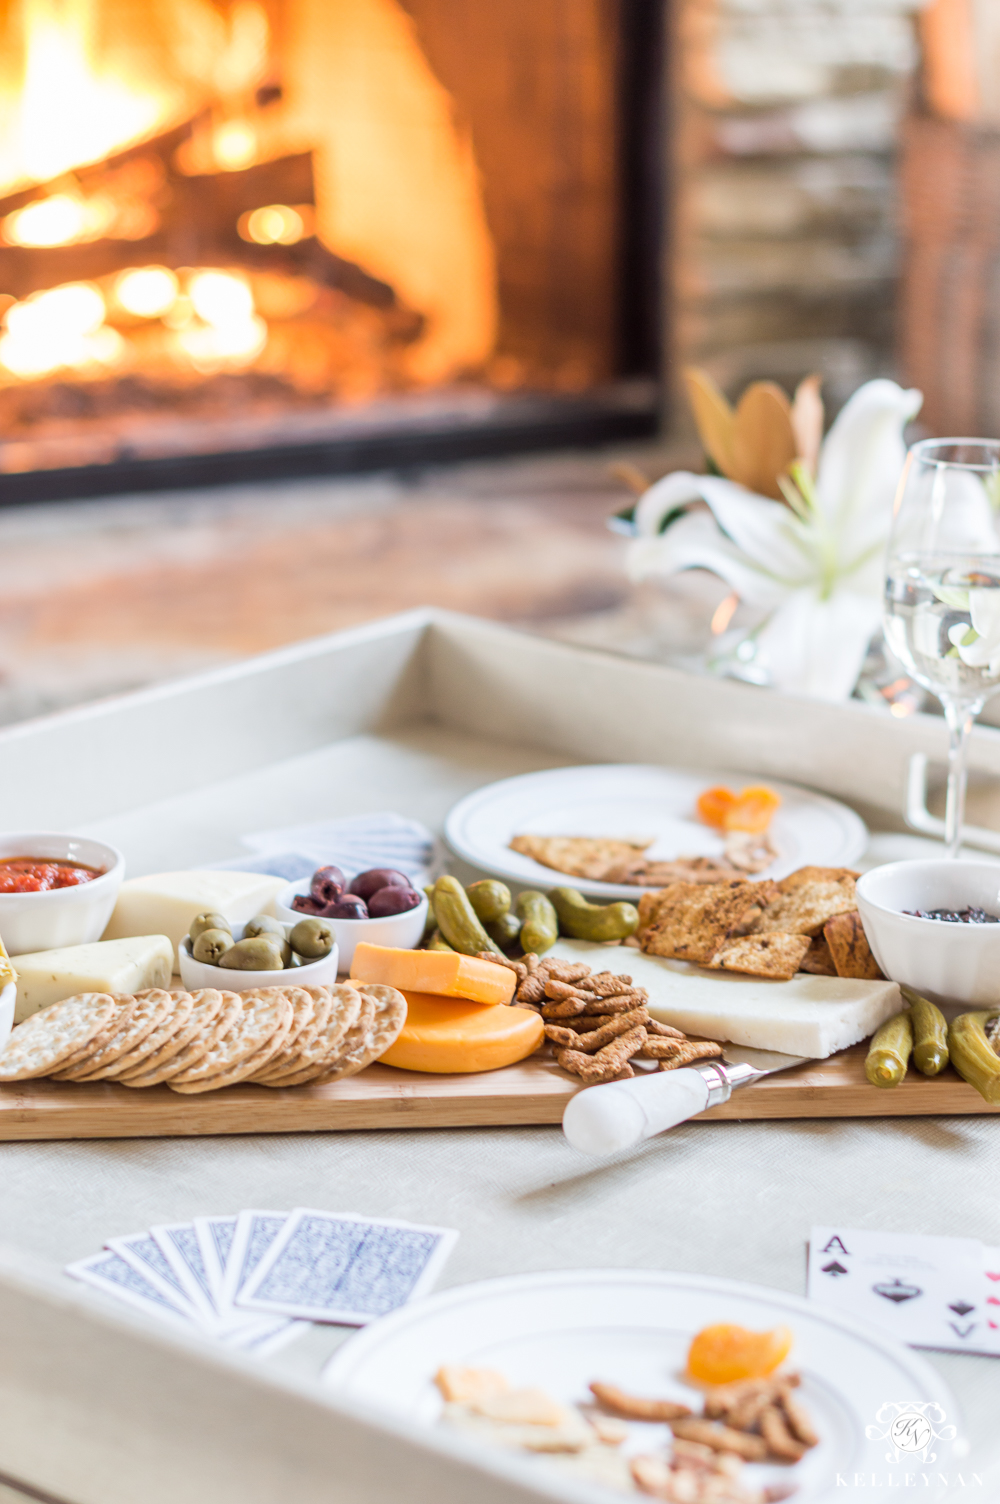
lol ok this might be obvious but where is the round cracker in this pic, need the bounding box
[101,991,195,1079]
[55,997,131,1071]
[245,986,322,1079]
[54,989,173,1081]
[121,990,239,1088]
[167,989,292,1086]
[312,984,406,1085]
[254,985,362,1086]
[0,994,118,1082]
[167,1002,295,1094]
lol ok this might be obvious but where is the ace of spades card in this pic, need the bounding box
[808,1226,1000,1356]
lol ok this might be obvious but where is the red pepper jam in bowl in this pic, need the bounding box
[0,857,103,893]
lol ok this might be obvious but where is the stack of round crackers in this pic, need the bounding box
[0,983,407,1093]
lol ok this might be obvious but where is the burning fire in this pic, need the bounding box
[0,0,499,393]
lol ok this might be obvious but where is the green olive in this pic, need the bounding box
[243,914,286,943]
[219,936,285,972]
[290,917,334,959]
[192,928,233,965]
[190,911,232,943]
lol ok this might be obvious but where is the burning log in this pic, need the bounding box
[0,114,419,333]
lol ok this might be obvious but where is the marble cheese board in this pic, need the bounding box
[0,1043,995,1140]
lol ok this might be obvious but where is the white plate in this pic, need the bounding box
[323,1268,958,1504]
[445,764,868,897]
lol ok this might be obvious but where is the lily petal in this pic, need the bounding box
[755,587,882,701]
[969,588,1000,644]
[816,379,922,548]
[633,471,706,536]
[626,510,791,608]
[697,476,816,583]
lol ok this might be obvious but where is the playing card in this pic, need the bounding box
[66,1249,197,1332]
[235,1208,457,1324]
[983,1245,1000,1343]
[221,1317,308,1355]
[194,1214,239,1307]
[108,1229,209,1327]
[809,1226,1000,1355]
[221,1209,292,1313]
[151,1222,220,1328]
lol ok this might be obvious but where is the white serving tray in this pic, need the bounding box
[0,608,998,1504]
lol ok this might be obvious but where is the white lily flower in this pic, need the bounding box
[948,590,1000,676]
[628,378,923,700]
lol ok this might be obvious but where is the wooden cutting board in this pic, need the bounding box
[0,1045,995,1140]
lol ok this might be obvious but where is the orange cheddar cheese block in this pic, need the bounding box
[350,943,516,1006]
[380,990,544,1074]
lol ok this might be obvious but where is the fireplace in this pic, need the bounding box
[0,0,663,501]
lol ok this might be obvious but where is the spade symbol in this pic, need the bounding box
[874,1277,922,1303]
[822,1260,849,1277]
[949,1300,975,1317]
[949,1321,975,1339]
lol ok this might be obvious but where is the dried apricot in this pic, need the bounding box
[686,1322,793,1385]
[697,786,738,830]
[725,786,781,834]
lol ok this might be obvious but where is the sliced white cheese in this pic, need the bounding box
[549,940,901,1059]
[102,871,287,969]
[13,935,174,1022]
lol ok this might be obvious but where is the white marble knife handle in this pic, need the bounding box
[562,1064,730,1157]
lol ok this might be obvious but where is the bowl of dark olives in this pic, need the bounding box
[178,910,340,993]
[274,865,428,969]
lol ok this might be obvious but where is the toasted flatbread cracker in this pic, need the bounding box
[510,835,652,881]
[604,856,737,887]
[799,936,838,976]
[777,866,858,892]
[757,879,857,936]
[823,911,884,980]
[708,931,811,980]
[637,880,770,965]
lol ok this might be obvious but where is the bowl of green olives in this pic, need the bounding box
[178,910,340,992]
[274,868,428,970]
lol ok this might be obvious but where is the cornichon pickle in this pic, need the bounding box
[422,886,437,941]
[548,886,640,943]
[466,879,511,925]
[948,1011,1000,1104]
[865,1009,913,1088]
[425,929,455,952]
[487,911,523,948]
[900,985,949,1076]
[432,875,503,956]
[515,890,558,955]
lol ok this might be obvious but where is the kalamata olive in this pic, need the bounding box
[324,895,369,920]
[290,917,334,958]
[219,936,285,971]
[190,911,232,942]
[368,885,421,917]
[292,893,325,915]
[310,865,346,905]
[192,928,233,965]
[351,868,410,901]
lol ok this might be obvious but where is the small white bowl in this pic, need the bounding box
[0,833,125,957]
[178,920,339,994]
[0,981,14,1051]
[274,879,428,971]
[856,858,1000,1008]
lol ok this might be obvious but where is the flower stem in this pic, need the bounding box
[943,700,977,858]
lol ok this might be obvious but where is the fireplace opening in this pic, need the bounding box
[0,0,663,501]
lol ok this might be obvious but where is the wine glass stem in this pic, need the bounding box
[943,701,976,858]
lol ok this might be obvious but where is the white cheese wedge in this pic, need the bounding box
[12,935,174,1023]
[549,940,901,1059]
[102,871,287,969]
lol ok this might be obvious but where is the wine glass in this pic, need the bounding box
[884,438,1000,858]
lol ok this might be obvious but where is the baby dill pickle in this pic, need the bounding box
[900,985,949,1076]
[515,890,558,954]
[466,879,511,925]
[865,1009,913,1088]
[486,911,523,948]
[425,929,455,952]
[432,875,503,956]
[948,1011,1000,1104]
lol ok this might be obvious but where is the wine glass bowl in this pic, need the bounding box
[884,438,1000,858]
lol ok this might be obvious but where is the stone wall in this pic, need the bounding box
[670,0,926,419]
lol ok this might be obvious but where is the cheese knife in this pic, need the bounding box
[561,1043,810,1157]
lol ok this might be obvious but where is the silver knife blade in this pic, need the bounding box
[719,1043,811,1074]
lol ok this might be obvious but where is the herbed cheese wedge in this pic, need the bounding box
[101,871,287,969]
[548,940,901,1060]
[12,935,173,1023]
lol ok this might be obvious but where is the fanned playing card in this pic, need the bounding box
[66,1249,198,1332]
[808,1226,1000,1356]
[235,1208,458,1324]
